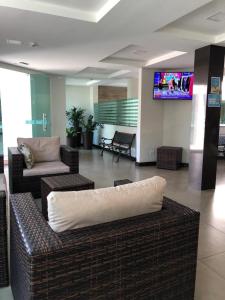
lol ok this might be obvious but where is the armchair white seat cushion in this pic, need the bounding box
[48,176,167,233]
[17,136,60,163]
[23,161,70,177]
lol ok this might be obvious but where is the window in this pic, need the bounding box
[94,98,138,127]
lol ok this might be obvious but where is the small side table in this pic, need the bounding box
[157,146,182,170]
[114,179,133,186]
[41,174,94,220]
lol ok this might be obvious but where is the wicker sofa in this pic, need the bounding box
[8,145,79,198]
[10,192,199,300]
[0,155,9,287]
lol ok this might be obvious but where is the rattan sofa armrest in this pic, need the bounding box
[8,147,23,174]
[0,155,4,174]
[10,193,62,256]
[60,145,79,173]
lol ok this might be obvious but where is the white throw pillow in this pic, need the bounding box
[17,136,60,162]
[48,176,167,233]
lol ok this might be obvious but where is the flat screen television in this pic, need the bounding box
[153,71,194,100]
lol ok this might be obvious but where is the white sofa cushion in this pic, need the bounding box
[17,136,60,162]
[23,161,70,177]
[48,176,166,233]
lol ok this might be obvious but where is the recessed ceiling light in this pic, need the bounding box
[6,39,22,45]
[29,42,39,48]
[145,51,187,66]
[86,80,101,86]
[19,62,29,66]
[207,12,225,22]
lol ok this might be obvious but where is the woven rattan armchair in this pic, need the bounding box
[10,192,199,300]
[0,154,9,287]
[8,145,79,198]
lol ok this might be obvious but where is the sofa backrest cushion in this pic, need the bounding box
[47,176,166,233]
[17,137,60,163]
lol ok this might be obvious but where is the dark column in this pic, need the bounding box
[189,45,225,190]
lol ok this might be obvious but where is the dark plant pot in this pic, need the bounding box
[83,131,93,149]
[67,134,81,148]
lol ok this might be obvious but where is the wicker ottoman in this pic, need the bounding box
[157,146,182,170]
[41,174,95,219]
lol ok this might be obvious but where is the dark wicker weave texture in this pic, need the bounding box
[41,174,95,219]
[10,192,199,300]
[0,154,4,173]
[0,154,9,287]
[157,146,182,170]
[8,145,79,198]
[0,190,8,287]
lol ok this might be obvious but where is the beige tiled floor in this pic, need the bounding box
[1,149,225,299]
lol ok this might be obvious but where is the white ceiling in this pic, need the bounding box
[0,0,121,22]
[1,0,225,84]
[35,0,107,12]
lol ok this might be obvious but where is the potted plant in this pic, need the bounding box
[66,107,85,147]
[82,115,102,149]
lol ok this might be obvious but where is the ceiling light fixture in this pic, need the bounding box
[108,70,131,78]
[19,62,29,66]
[145,51,187,66]
[29,42,39,48]
[6,39,22,45]
[86,80,101,86]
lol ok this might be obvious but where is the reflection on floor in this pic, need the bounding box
[2,149,225,300]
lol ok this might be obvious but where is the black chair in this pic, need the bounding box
[100,131,135,162]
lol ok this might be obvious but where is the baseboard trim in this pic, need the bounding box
[136,162,189,167]
[93,144,136,161]
[135,162,156,167]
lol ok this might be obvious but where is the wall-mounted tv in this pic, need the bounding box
[153,72,194,100]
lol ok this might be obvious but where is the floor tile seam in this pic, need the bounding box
[204,221,225,236]
[199,249,225,261]
[200,260,225,281]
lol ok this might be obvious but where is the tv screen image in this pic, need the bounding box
[153,72,194,100]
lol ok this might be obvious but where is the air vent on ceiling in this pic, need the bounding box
[207,12,225,22]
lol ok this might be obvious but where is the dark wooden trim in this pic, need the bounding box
[135,162,156,167]
[136,161,189,167]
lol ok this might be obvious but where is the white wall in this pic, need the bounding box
[50,76,66,144]
[136,68,192,163]
[127,78,138,99]
[136,68,163,162]
[66,85,92,114]
[162,101,192,163]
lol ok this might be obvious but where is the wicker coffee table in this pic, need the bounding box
[41,174,94,219]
